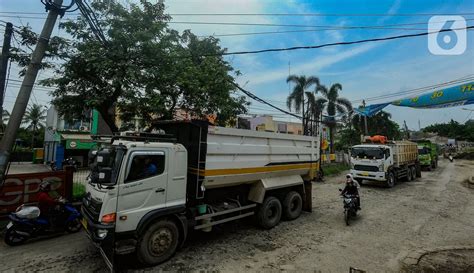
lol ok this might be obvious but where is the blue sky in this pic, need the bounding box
[1,0,473,129]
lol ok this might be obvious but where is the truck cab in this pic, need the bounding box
[82,139,189,268]
[350,144,393,183]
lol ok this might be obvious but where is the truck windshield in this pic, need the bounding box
[351,147,384,159]
[90,145,125,185]
[418,147,430,155]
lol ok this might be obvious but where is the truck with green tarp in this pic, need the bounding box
[416,140,438,171]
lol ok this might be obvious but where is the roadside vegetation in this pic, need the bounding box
[322,163,350,176]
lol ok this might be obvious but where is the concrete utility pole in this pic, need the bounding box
[362,100,368,135]
[0,22,13,129]
[0,0,63,184]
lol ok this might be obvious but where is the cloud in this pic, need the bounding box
[377,0,402,24]
[244,42,380,86]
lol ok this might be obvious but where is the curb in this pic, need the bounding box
[401,245,474,267]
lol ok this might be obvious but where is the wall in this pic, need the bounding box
[0,169,73,218]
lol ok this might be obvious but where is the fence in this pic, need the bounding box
[321,151,350,165]
[73,168,90,187]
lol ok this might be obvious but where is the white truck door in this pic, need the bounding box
[116,150,168,232]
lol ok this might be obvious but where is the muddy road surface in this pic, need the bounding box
[1,159,473,272]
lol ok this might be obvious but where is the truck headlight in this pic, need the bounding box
[97,229,108,239]
[378,164,384,171]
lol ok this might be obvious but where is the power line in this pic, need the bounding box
[171,19,473,29]
[197,19,474,37]
[1,11,474,17]
[215,26,474,56]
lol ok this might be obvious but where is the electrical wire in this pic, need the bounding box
[1,11,474,17]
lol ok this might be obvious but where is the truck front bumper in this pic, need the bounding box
[81,207,115,243]
[351,170,387,182]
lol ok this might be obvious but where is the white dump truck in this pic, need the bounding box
[81,120,319,269]
[350,140,420,187]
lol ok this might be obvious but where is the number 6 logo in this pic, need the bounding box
[428,16,466,55]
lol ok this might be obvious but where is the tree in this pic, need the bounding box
[305,92,327,136]
[336,110,402,150]
[22,104,46,148]
[317,83,352,152]
[286,75,320,135]
[42,1,247,132]
[423,119,474,141]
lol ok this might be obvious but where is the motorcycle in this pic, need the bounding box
[339,189,358,226]
[62,157,79,172]
[48,161,57,171]
[448,154,454,162]
[4,200,82,246]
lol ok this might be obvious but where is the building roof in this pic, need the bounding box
[60,133,92,141]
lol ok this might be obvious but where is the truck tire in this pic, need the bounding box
[137,219,179,266]
[406,168,412,182]
[416,165,422,178]
[410,166,417,180]
[282,191,302,220]
[386,172,395,188]
[257,196,282,229]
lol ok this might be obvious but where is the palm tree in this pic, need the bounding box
[22,104,46,148]
[286,75,320,135]
[305,92,327,136]
[317,83,352,153]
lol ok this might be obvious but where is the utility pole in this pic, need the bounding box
[0,0,63,184]
[0,22,13,129]
[362,100,368,136]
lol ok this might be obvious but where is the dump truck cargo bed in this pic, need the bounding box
[153,121,319,200]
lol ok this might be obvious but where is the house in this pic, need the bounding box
[44,106,111,168]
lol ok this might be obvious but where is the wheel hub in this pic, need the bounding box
[149,228,172,256]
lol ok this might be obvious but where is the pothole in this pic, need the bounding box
[403,249,474,273]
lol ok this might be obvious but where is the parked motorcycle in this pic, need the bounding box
[4,201,82,246]
[48,161,57,171]
[339,189,358,226]
[62,157,79,172]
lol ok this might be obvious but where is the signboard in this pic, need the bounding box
[355,81,474,116]
[0,170,73,218]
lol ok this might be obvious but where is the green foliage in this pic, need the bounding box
[423,119,474,141]
[15,127,45,149]
[286,75,320,135]
[72,183,86,201]
[9,25,69,76]
[317,83,352,152]
[322,163,349,176]
[335,110,402,150]
[40,1,247,131]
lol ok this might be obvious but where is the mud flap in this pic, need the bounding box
[303,181,312,212]
[100,231,116,272]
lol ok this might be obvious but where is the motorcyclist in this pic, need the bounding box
[341,174,361,210]
[37,181,63,228]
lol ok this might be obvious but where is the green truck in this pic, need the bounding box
[416,140,438,171]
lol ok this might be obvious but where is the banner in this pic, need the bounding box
[355,81,474,116]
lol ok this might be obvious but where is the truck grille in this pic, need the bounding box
[82,193,102,222]
[354,165,379,172]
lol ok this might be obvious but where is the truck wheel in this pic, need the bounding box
[386,172,395,188]
[416,165,422,178]
[406,168,412,182]
[257,196,282,229]
[282,191,302,220]
[410,166,417,180]
[137,219,179,266]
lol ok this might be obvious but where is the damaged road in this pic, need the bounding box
[1,159,473,272]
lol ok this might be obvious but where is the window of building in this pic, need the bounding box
[126,153,165,183]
